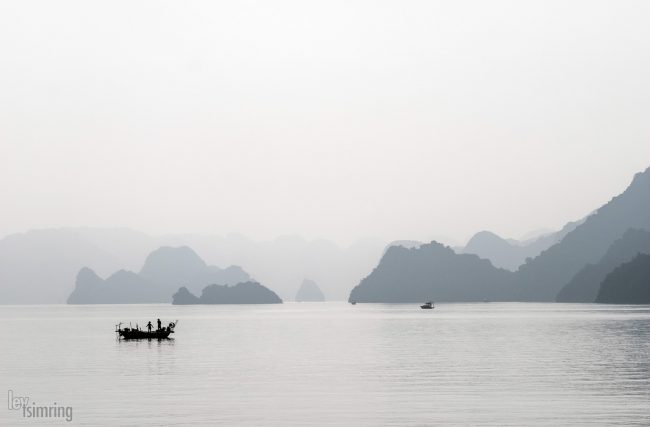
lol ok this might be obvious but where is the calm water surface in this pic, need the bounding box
[1,303,649,426]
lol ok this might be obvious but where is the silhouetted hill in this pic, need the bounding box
[295,279,325,302]
[171,286,200,304]
[595,254,650,304]
[347,167,650,303]
[67,246,251,304]
[556,229,650,302]
[348,241,514,303]
[140,246,207,284]
[172,281,282,304]
[513,167,650,301]
[67,268,161,304]
[159,234,385,300]
[521,219,584,256]
[0,228,384,303]
[383,240,423,253]
[138,246,250,295]
[519,228,555,241]
[0,228,157,304]
[462,231,520,270]
[461,221,583,271]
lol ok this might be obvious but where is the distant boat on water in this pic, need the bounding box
[420,301,434,309]
[115,320,177,340]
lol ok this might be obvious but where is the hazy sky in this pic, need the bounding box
[1,1,649,245]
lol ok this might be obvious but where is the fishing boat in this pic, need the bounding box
[115,321,177,340]
[420,301,434,309]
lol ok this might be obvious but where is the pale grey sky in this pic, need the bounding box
[1,0,649,245]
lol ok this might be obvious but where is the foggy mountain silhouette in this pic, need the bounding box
[461,231,517,269]
[595,253,650,304]
[68,268,160,304]
[349,166,650,303]
[0,228,156,304]
[172,282,282,304]
[518,228,556,241]
[384,240,423,253]
[348,241,514,302]
[513,166,650,301]
[4,166,650,305]
[136,234,385,301]
[67,246,250,304]
[138,246,249,294]
[0,229,384,304]
[171,286,200,304]
[461,220,583,271]
[295,279,326,302]
[556,228,650,302]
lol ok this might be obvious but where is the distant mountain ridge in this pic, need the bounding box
[0,229,384,304]
[349,166,650,303]
[172,282,282,304]
[67,246,251,304]
[0,228,155,304]
[384,240,423,253]
[556,228,650,302]
[460,219,583,271]
[69,268,160,304]
[4,167,650,305]
[132,234,385,301]
[295,279,326,302]
[461,231,517,269]
[595,254,650,304]
[348,241,514,302]
[513,166,650,301]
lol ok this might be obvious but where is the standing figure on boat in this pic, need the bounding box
[157,318,161,331]
[146,321,153,332]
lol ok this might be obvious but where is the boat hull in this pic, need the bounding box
[118,329,173,340]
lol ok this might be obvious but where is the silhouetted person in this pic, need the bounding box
[146,321,152,332]
[157,318,161,331]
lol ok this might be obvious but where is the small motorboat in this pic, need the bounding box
[115,321,177,340]
[420,301,434,309]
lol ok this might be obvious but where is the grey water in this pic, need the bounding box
[1,303,649,426]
